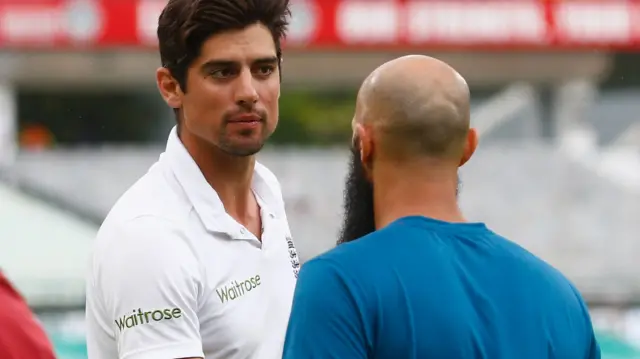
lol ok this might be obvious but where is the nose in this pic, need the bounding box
[234,70,259,106]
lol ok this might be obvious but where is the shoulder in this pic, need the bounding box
[300,239,373,286]
[87,214,203,317]
[95,161,193,249]
[293,256,368,320]
[104,162,192,228]
[320,229,389,262]
[97,214,185,247]
[90,214,200,288]
[94,211,196,259]
[295,257,352,301]
[500,236,571,283]
[496,235,591,313]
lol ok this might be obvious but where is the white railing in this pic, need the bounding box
[555,79,640,195]
[612,121,640,148]
[472,82,537,137]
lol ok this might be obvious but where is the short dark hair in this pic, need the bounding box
[157,0,291,91]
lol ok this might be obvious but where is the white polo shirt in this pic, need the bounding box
[85,127,299,359]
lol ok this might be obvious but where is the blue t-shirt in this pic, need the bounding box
[283,216,600,359]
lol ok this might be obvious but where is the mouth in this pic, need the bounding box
[226,114,263,132]
[228,114,262,124]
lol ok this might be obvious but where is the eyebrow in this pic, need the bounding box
[200,56,279,71]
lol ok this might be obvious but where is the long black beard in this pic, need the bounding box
[337,147,375,245]
[336,146,463,245]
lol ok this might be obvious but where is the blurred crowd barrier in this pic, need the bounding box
[6,140,639,299]
[3,139,640,357]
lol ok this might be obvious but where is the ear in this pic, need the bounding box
[354,123,374,174]
[156,67,183,109]
[459,127,478,167]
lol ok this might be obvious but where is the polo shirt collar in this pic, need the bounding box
[163,127,277,236]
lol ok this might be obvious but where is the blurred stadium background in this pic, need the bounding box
[0,0,639,357]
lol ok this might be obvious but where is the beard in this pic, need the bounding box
[218,109,270,157]
[337,146,375,245]
[337,145,463,245]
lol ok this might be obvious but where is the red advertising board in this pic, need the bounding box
[0,0,639,50]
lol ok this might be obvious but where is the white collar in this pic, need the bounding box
[163,126,278,236]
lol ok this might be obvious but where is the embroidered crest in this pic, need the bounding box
[286,236,300,279]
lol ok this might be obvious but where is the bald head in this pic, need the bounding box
[355,55,471,161]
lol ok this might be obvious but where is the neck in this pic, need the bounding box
[373,159,465,230]
[181,131,255,218]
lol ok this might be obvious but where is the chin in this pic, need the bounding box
[219,140,265,157]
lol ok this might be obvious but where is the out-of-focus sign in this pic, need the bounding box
[0,0,638,50]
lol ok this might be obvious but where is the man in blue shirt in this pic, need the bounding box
[283,55,600,359]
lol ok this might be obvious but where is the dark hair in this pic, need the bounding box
[157,0,291,92]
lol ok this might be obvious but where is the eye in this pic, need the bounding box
[210,68,236,78]
[254,65,275,77]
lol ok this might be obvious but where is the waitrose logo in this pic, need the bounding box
[216,274,261,303]
[115,308,182,332]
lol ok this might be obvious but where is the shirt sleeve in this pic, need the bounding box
[0,273,57,359]
[570,284,601,359]
[583,305,601,359]
[587,333,601,359]
[89,216,204,359]
[283,258,369,359]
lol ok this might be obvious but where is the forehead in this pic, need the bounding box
[195,23,277,65]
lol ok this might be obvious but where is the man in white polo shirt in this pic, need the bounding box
[85,0,298,358]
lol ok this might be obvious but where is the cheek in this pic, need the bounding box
[259,80,280,122]
[184,81,227,125]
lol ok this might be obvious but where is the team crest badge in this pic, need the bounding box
[286,236,300,279]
